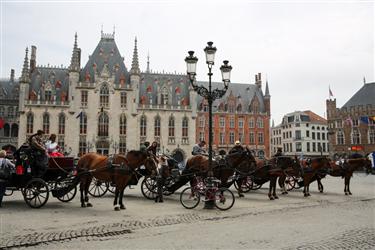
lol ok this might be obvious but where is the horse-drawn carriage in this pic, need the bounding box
[4,146,79,208]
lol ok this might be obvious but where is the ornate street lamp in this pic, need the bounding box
[185,41,232,209]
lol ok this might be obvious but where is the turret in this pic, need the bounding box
[19,47,30,112]
[130,37,141,115]
[69,32,80,72]
[264,80,271,115]
[68,33,80,114]
[10,69,15,83]
[30,45,37,73]
[130,37,141,76]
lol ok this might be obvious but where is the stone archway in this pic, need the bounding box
[171,148,186,163]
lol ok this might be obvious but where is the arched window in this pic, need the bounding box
[154,116,161,137]
[43,113,50,134]
[4,124,10,137]
[182,117,188,137]
[140,115,147,137]
[258,150,265,159]
[336,130,344,145]
[161,87,169,105]
[257,117,264,128]
[26,112,34,134]
[99,84,109,107]
[351,128,360,144]
[249,118,255,128]
[120,114,126,135]
[120,92,127,108]
[80,112,87,135]
[168,116,175,137]
[58,113,65,135]
[7,107,14,118]
[11,124,18,137]
[98,112,109,137]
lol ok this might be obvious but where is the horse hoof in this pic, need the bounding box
[114,207,120,211]
[274,196,279,199]
[307,193,311,196]
[120,205,126,210]
[269,196,274,200]
[349,192,352,195]
[86,203,93,207]
[320,190,323,193]
[304,194,308,197]
[239,194,244,198]
[81,203,86,208]
[345,192,348,195]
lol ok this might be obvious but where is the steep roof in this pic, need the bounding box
[342,82,375,108]
[80,35,130,85]
[303,110,327,124]
[0,78,20,100]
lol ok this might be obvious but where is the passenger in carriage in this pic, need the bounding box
[192,140,207,156]
[229,141,244,154]
[274,147,283,157]
[155,156,168,203]
[29,130,48,177]
[0,150,15,207]
[147,141,158,157]
[45,134,64,157]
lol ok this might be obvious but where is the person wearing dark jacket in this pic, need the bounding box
[0,150,15,207]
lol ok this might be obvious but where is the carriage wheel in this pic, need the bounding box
[88,177,109,197]
[285,176,296,191]
[23,178,49,208]
[4,189,14,196]
[214,187,235,211]
[56,186,77,202]
[180,187,200,209]
[250,180,262,190]
[233,176,253,193]
[141,176,158,200]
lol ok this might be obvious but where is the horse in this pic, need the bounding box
[77,151,157,211]
[326,157,372,195]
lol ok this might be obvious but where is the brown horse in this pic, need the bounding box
[326,157,372,195]
[77,151,157,210]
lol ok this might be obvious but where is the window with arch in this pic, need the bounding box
[258,132,264,144]
[154,116,161,137]
[43,113,50,134]
[119,137,127,154]
[98,112,109,137]
[11,124,18,137]
[351,128,360,144]
[80,112,87,135]
[120,114,127,135]
[258,150,265,159]
[120,92,127,108]
[257,117,264,128]
[168,116,175,137]
[249,118,255,128]
[26,113,34,134]
[7,107,14,118]
[140,115,147,137]
[161,87,169,105]
[182,117,188,137]
[58,113,65,135]
[4,124,10,137]
[99,84,109,107]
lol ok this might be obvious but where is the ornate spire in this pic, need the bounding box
[146,51,150,73]
[265,80,270,97]
[20,47,30,83]
[69,32,80,72]
[130,37,140,75]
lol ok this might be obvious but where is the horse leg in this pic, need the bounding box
[119,189,126,209]
[237,178,244,198]
[114,188,120,211]
[344,176,348,195]
[85,177,93,207]
[279,176,287,195]
[348,176,353,195]
[273,177,278,199]
[317,177,323,193]
[303,176,308,197]
[80,180,86,208]
[268,177,274,200]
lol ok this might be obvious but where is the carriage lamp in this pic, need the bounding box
[185,41,232,209]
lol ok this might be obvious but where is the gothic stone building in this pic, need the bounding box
[0,69,20,153]
[17,32,196,161]
[196,73,271,158]
[326,81,375,157]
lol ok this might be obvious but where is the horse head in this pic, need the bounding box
[348,157,372,174]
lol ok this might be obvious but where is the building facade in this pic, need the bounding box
[0,69,19,153]
[196,73,271,158]
[326,81,375,157]
[271,110,329,157]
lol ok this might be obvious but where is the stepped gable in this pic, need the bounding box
[342,82,375,108]
[29,66,70,102]
[139,72,190,106]
[196,82,266,112]
[80,34,130,85]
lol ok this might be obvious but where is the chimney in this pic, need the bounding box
[30,45,37,72]
[10,69,15,82]
[255,72,262,89]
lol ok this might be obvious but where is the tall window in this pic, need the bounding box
[258,132,264,144]
[369,128,375,144]
[249,118,254,128]
[58,136,65,152]
[98,112,109,137]
[11,124,18,137]
[168,116,175,137]
[43,113,50,134]
[238,118,244,128]
[120,92,127,108]
[182,117,188,137]
[229,132,235,144]
[257,118,264,128]
[119,137,127,154]
[199,117,205,128]
[249,132,255,144]
[161,87,169,105]
[219,117,225,128]
[307,142,310,152]
[80,112,87,135]
[45,90,52,102]
[81,90,88,107]
[322,133,325,140]
[220,132,225,144]
[229,116,235,128]
[79,138,87,156]
[351,128,360,144]
[154,116,161,137]
[7,107,14,118]
[120,114,126,135]
[199,132,205,142]
[312,142,316,152]
[4,124,10,137]
[99,84,109,107]
[296,142,302,152]
[58,113,65,135]
[0,107,4,117]
[140,115,147,137]
[238,132,244,143]
[26,112,33,134]
[336,130,344,145]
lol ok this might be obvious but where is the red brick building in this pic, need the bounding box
[196,73,271,158]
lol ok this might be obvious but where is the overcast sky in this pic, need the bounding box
[1,0,373,124]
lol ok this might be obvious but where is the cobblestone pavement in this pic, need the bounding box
[0,175,374,249]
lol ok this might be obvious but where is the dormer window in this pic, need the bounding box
[100,84,109,107]
[161,87,169,105]
[45,90,52,102]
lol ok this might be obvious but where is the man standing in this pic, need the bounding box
[192,141,207,156]
[29,130,48,177]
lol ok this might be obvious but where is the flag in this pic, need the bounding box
[0,118,4,129]
[345,116,353,126]
[329,86,333,97]
[360,116,369,124]
[75,111,82,119]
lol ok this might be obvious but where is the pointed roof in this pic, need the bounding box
[20,47,30,83]
[130,37,140,75]
[69,32,80,72]
[342,82,375,108]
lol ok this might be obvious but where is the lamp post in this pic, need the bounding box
[185,41,232,209]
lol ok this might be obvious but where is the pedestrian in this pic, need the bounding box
[0,150,15,207]
[155,156,169,203]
